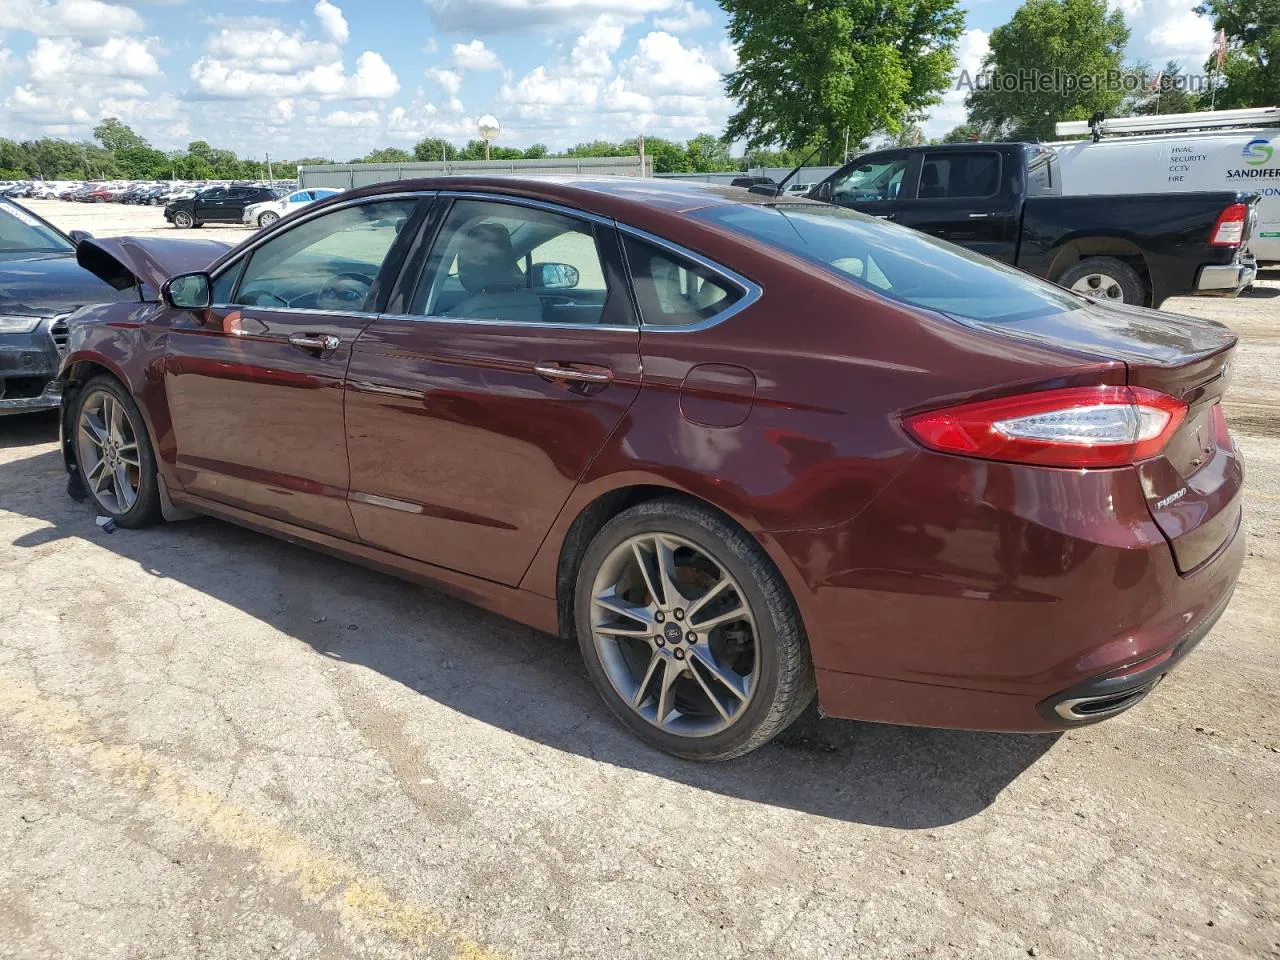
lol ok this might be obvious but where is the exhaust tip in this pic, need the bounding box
[1052,679,1160,721]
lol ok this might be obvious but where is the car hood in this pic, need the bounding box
[77,235,233,300]
[0,251,137,316]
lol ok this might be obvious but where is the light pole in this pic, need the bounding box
[478,115,501,162]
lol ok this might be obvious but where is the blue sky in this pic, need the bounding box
[0,0,1218,159]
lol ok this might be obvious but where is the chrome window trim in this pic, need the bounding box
[376,191,630,330]
[206,191,433,313]
[616,224,763,333]
[436,190,613,227]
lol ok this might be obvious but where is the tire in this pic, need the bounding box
[257,210,279,228]
[72,375,162,528]
[1056,257,1146,305]
[574,497,815,760]
[172,210,194,229]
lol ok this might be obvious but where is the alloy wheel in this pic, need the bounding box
[258,211,279,227]
[589,533,758,737]
[76,389,142,515]
[1070,272,1125,301]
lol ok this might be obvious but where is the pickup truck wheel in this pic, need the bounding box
[1057,257,1145,305]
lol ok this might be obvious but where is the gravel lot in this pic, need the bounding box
[2,201,1277,960]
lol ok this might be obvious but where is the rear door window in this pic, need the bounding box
[622,236,744,327]
[917,152,1002,199]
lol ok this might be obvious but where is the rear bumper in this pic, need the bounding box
[782,451,1246,733]
[1196,257,1257,293]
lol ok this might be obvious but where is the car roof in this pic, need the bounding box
[341,175,799,224]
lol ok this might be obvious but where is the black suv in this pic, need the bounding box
[165,185,278,228]
[0,201,134,415]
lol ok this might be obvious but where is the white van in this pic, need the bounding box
[1050,108,1280,262]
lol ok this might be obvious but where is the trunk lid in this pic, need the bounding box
[975,299,1242,573]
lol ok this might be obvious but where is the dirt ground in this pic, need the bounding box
[1,202,1277,960]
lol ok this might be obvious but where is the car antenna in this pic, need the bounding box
[748,145,823,197]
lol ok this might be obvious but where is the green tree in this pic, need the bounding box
[522,143,549,159]
[93,117,148,154]
[965,0,1130,141]
[413,138,453,162]
[1195,0,1280,108]
[685,133,735,171]
[1130,60,1202,115]
[939,122,982,142]
[361,146,413,163]
[636,136,692,173]
[721,0,964,161]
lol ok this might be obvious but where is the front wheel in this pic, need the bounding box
[575,498,815,760]
[257,210,279,228]
[172,210,194,229]
[73,376,162,528]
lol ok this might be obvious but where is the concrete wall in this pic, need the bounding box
[299,156,652,190]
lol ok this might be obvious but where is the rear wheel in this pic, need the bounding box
[73,376,162,528]
[575,498,815,760]
[1057,257,1145,305]
[172,210,194,229]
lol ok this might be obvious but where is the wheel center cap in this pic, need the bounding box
[663,622,682,645]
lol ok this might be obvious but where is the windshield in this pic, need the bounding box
[693,202,1081,324]
[0,202,73,256]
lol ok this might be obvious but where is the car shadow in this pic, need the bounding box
[0,440,1056,829]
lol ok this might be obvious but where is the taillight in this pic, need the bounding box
[903,386,1187,468]
[1210,202,1248,246]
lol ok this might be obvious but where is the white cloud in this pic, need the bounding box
[348,50,398,97]
[3,83,94,125]
[0,0,144,38]
[321,108,380,128]
[620,30,721,97]
[426,66,462,95]
[653,1,711,32]
[27,35,160,82]
[189,9,398,101]
[424,0,679,33]
[313,0,349,45]
[203,25,340,74]
[920,27,989,139]
[1139,3,1214,62]
[570,14,624,77]
[451,39,500,71]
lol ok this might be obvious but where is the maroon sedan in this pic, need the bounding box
[56,177,1243,760]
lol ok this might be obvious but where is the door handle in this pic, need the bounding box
[288,333,340,352]
[534,362,613,385]
[968,212,990,218]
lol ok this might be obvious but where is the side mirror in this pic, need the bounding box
[163,272,212,309]
[535,262,580,290]
[69,229,93,245]
[815,182,834,203]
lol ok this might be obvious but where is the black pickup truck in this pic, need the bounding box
[807,142,1258,307]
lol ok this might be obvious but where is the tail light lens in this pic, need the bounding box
[903,386,1187,468]
[1210,202,1248,246]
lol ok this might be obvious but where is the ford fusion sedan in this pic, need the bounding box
[243,188,343,228]
[56,177,1244,759]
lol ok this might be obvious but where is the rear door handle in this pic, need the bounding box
[534,362,613,385]
[288,333,340,352]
